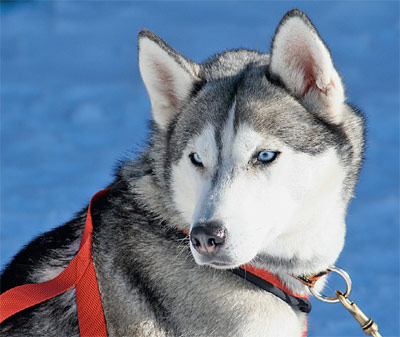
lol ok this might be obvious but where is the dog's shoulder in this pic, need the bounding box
[1,213,85,293]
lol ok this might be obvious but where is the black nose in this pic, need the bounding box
[190,222,226,256]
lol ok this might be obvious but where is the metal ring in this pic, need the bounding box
[309,266,352,303]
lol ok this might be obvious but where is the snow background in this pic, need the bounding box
[1,2,398,336]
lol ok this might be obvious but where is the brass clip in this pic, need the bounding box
[308,266,383,336]
[336,290,382,337]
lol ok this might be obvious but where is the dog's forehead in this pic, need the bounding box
[167,76,236,159]
[168,64,342,161]
[235,72,335,154]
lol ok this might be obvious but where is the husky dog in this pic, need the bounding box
[1,9,364,337]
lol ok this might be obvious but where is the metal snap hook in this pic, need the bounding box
[309,266,352,303]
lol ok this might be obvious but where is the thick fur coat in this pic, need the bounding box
[1,9,364,337]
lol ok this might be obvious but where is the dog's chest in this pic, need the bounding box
[94,231,306,337]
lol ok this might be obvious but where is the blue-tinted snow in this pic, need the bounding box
[1,2,399,336]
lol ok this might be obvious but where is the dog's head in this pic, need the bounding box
[137,10,364,275]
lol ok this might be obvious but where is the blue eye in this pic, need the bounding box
[257,151,278,163]
[189,152,203,167]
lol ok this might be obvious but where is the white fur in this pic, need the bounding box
[171,124,217,224]
[138,36,198,128]
[172,120,346,275]
[270,16,345,124]
[258,146,347,270]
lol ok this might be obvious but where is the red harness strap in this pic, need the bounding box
[1,188,309,336]
[0,188,110,337]
[241,264,310,301]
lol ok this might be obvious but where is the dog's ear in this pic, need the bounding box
[269,10,345,124]
[138,30,200,128]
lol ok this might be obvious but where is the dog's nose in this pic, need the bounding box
[190,222,226,255]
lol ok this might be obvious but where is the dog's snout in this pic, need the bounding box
[190,222,226,256]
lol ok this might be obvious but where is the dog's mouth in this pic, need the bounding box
[207,261,241,269]
[192,252,248,270]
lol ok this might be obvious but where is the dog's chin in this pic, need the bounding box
[195,260,242,270]
[191,252,252,270]
[207,261,242,270]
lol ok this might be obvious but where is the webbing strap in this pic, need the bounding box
[1,188,310,336]
[0,188,110,337]
[233,265,311,313]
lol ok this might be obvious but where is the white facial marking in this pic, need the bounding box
[261,147,347,263]
[213,132,347,266]
[171,124,217,224]
[172,112,347,270]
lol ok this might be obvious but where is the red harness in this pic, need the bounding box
[0,188,312,336]
[0,188,110,336]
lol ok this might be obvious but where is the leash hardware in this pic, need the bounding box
[309,266,382,337]
[336,290,382,337]
[309,266,351,303]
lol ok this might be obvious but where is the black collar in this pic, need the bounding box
[231,267,312,313]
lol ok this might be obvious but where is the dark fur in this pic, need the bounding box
[1,9,365,337]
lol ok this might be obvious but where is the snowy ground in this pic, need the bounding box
[1,2,399,336]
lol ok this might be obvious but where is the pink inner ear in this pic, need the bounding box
[270,15,345,124]
[302,62,317,97]
[286,41,327,98]
[303,70,330,97]
[274,18,339,101]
